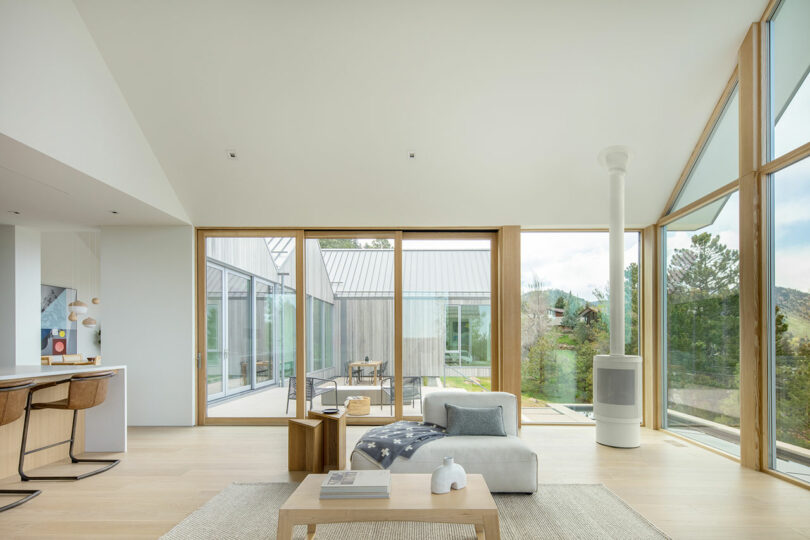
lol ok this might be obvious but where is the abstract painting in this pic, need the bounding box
[41,284,77,356]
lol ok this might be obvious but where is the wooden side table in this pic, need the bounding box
[307,409,346,472]
[288,419,323,473]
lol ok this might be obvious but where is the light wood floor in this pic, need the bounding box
[0,426,808,539]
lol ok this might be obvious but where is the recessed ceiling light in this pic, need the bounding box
[226,149,238,160]
[110,210,119,214]
[408,151,415,159]
[8,210,20,215]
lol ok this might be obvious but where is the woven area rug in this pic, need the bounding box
[161,483,669,540]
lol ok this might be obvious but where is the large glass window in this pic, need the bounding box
[520,232,640,424]
[205,236,296,418]
[663,193,740,455]
[444,305,491,367]
[227,272,251,391]
[769,0,810,159]
[206,265,224,399]
[255,281,274,385]
[671,86,740,212]
[307,237,394,416]
[403,237,493,405]
[770,156,810,483]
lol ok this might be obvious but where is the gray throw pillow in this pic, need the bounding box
[444,403,507,436]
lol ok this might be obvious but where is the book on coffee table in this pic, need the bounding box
[319,470,390,499]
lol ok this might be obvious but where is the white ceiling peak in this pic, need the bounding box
[74,0,767,227]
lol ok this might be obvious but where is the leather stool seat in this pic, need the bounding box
[0,379,40,512]
[19,371,119,482]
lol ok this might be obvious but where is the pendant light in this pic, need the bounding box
[68,312,78,322]
[68,299,88,314]
[82,317,97,328]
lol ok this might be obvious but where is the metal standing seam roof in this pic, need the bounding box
[320,249,491,297]
[265,237,296,267]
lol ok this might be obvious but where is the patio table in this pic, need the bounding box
[347,360,382,385]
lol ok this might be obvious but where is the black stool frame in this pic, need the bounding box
[0,380,40,512]
[19,373,120,481]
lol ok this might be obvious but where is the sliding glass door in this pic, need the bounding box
[403,235,494,407]
[204,236,297,419]
[255,279,275,387]
[227,271,252,393]
[307,236,395,417]
[199,230,496,423]
[206,265,224,400]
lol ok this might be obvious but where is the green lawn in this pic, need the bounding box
[443,376,548,406]
[443,376,491,392]
[556,334,576,346]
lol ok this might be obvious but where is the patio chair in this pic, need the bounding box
[347,363,364,385]
[285,376,339,414]
[354,356,375,383]
[380,376,422,415]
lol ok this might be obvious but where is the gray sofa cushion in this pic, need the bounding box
[445,404,506,436]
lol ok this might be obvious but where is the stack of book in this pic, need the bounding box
[319,470,391,499]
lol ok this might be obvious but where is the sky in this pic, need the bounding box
[666,191,739,266]
[773,155,810,293]
[402,239,491,250]
[520,232,639,301]
[771,58,810,293]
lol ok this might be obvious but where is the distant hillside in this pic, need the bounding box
[522,285,810,341]
[776,286,810,342]
[521,288,588,311]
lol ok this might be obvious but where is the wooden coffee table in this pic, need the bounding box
[277,473,499,540]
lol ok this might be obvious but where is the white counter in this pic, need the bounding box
[0,364,126,381]
[1,364,127,453]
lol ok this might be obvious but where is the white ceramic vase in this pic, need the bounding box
[431,456,467,494]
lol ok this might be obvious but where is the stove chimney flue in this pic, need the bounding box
[594,145,642,449]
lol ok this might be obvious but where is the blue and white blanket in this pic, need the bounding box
[354,421,446,468]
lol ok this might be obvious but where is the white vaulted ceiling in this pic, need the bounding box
[73,0,767,228]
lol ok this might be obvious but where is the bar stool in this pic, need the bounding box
[0,379,41,511]
[19,371,119,481]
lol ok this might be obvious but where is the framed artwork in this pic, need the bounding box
[41,284,77,356]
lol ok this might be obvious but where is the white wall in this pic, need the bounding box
[0,225,41,368]
[14,226,40,366]
[41,231,102,358]
[0,226,13,368]
[101,226,195,426]
[0,0,188,223]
